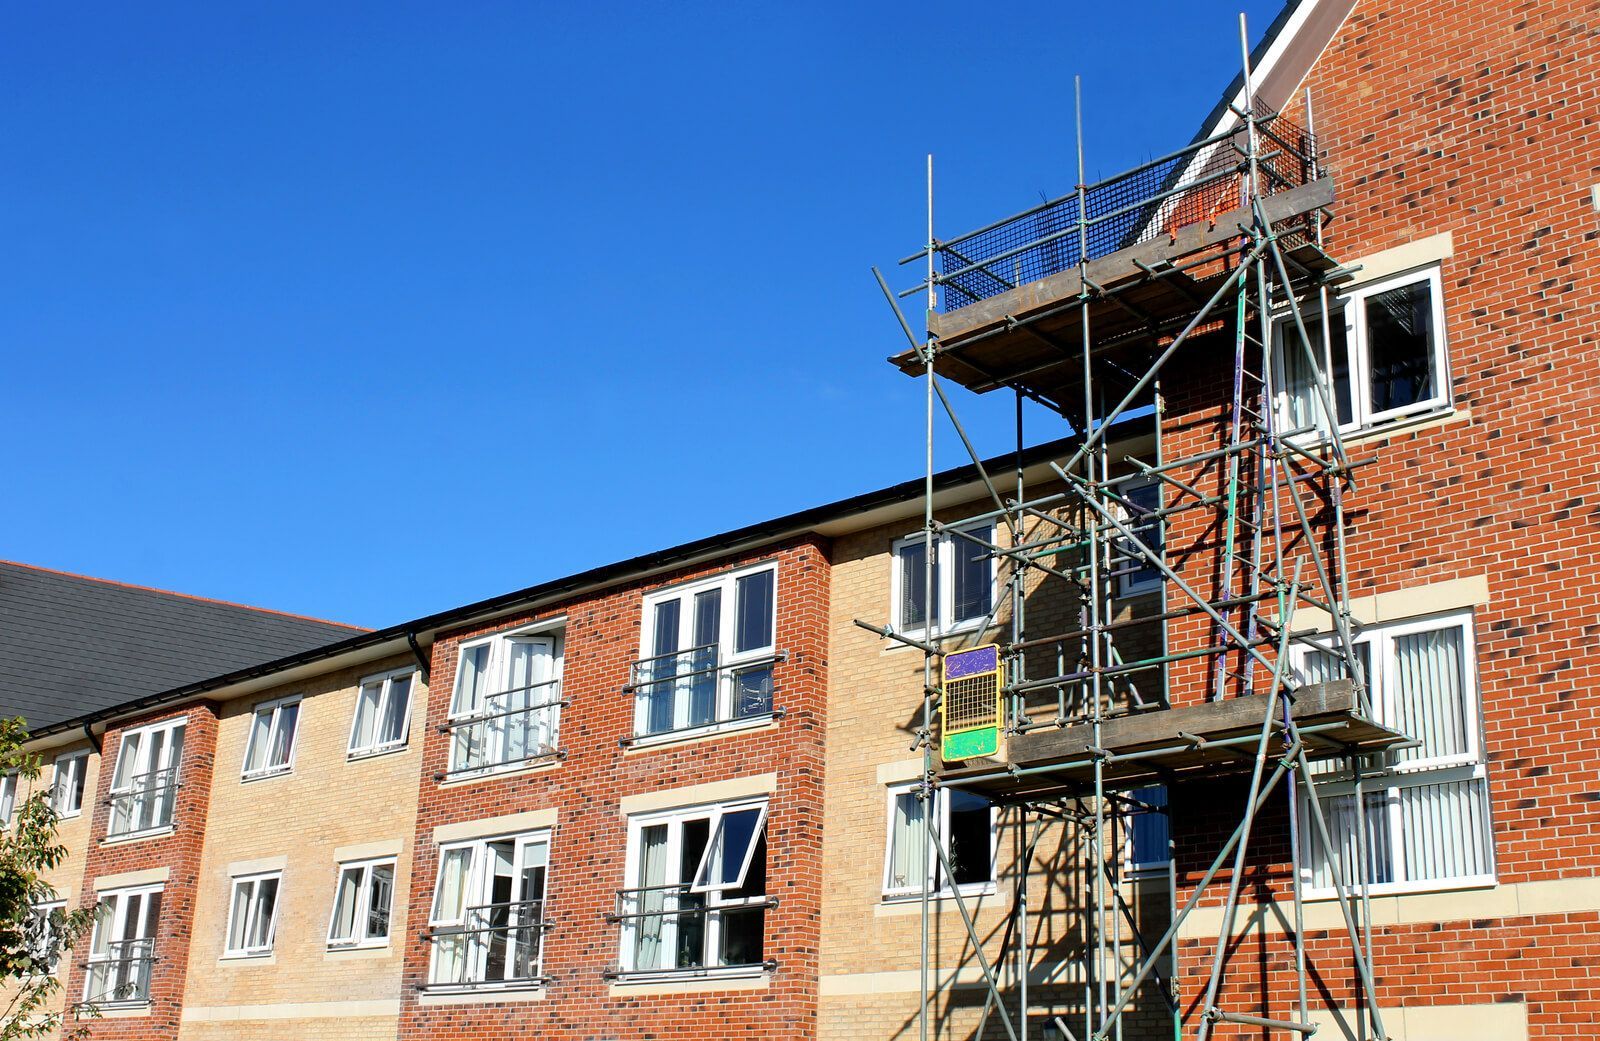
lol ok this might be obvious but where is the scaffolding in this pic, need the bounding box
[863,17,1410,1041]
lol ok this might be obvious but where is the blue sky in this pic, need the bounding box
[1,1,1283,626]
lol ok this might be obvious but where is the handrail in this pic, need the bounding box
[422,899,548,990]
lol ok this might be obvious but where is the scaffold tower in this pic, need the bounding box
[863,17,1411,1041]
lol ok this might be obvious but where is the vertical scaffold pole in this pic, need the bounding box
[920,152,935,1041]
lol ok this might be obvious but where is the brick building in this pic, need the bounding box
[7,1,1600,1039]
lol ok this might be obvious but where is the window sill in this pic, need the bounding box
[883,620,996,653]
[623,712,780,752]
[437,754,562,788]
[608,964,773,994]
[1290,407,1467,454]
[78,1001,151,1019]
[325,942,393,961]
[240,768,293,784]
[1304,875,1498,902]
[219,951,275,965]
[346,744,409,764]
[877,885,998,915]
[101,825,175,846]
[416,981,548,1005]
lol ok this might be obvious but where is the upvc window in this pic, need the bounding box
[634,565,778,740]
[1112,478,1162,599]
[348,668,415,758]
[1292,610,1494,895]
[1273,267,1450,437]
[0,774,17,826]
[619,798,769,978]
[25,901,65,976]
[1125,785,1170,875]
[83,885,161,1005]
[882,784,996,900]
[107,719,185,838]
[328,857,395,948]
[891,523,996,639]
[427,831,549,989]
[52,751,89,818]
[241,696,301,780]
[448,629,563,776]
[223,872,282,957]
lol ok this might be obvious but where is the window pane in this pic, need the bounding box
[887,791,927,892]
[379,676,412,746]
[268,703,299,769]
[898,541,934,629]
[951,526,993,624]
[229,883,253,951]
[1365,279,1437,414]
[248,878,279,949]
[330,868,361,942]
[1388,626,1468,764]
[244,711,272,773]
[734,571,775,653]
[1279,314,1352,431]
[1397,776,1492,883]
[690,591,721,727]
[1129,786,1169,867]
[732,664,773,719]
[452,645,491,716]
[696,808,763,890]
[351,682,382,751]
[432,849,473,923]
[632,824,670,971]
[945,791,992,887]
[1117,484,1162,594]
[1307,790,1391,890]
[367,863,394,939]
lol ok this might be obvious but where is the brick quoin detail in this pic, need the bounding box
[397,535,830,1041]
[65,702,220,1041]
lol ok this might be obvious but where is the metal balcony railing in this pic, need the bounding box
[625,645,784,742]
[423,899,549,989]
[905,105,1320,313]
[607,882,776,978]
[82,939,155,1006]
[438,679,565,778]
[105,768,178,837]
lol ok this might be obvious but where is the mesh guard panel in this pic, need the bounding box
[941,645,1003,762]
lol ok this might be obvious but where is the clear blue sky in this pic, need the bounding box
[2,1,1283,627]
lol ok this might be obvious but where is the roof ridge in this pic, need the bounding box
[0,560,369,633]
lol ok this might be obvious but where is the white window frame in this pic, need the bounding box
[83,883,161,1005]
[107,717,185,839]
[633,563,780,742]
[1273,265,1451,438]
[347,667,417,759]
[25,900,66,977]
[1292,609,1493,898]
[222,871,282,958]
[1123,785,1171,876]
[446,624,565,777]
[327,856,396,949]
[619,797,771,980]
[1111,476,1163,599]
[426,830,551,990]
[240,695,302,781]
[890,522,998,640]
[0,773,18,827]
[880,783,998,902]
[52,750,89,819]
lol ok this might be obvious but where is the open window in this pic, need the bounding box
[83,885,161,1006]
[328,857,395,948]
[618,798,771,979]
[241,696,301,780]
[348,669,415,758]
[224,872,282,957]
[426,831,549,990]
[447,628,563,777]
[1273,266,1450,438]
[882,784,996,900]
[107,719,185,838]
[52,751,88,818]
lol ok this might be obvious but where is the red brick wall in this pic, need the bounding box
[1164,0,1600,1035]
[65,702,219,1041]
[397,535,830,1040]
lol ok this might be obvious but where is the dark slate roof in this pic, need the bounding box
[0,561,366,732]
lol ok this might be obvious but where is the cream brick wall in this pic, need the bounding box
[821,489,1173,1041]
[0,739,100,1019]
[177,654,426,1040]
